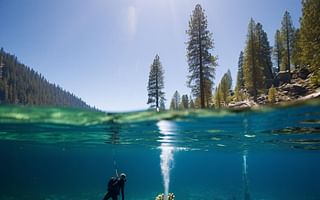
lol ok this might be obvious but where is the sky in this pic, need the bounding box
[0,0,302,111]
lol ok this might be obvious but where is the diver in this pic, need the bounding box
[103,173,126,200]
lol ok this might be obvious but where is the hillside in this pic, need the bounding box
[0,48,91,109]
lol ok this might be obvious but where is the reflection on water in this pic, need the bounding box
[157,120,176,200]
[243,151,251,200]
[242,116,251,200]
[105,119,121,144]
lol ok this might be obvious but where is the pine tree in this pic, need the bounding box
[203,78,213,107]
[280,11,295,72]
[235,51,245,91]
[219,70,232,106]
[160,99,166,110]
[273,29,284,73]
[243,18,265,100]
[214,86,222,108]
[189,95,195,109]
[226,69,232,89]
[299,0,320,84]
[181,95,189,109]
[292,28,302,69]
[256,23,273,88]
[186,4,217,108]
[169,98,175,110]
[170,91,180,110]
[147,54,165,109]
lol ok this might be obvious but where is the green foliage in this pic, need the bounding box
[147,54,166,109]
[235,51,247,101]
[299,0,320,85]
[280,11,295,72]
[169,91,180,110]
[181,95,189,109]
[243,19,265,99]
[235,51,245,91]
[214,86,222,108]
[268,86,277,103]
[273,30,284,73]
[186,4,217,108]
[189,96,195,109]
[0,49,90,108]
[256,23,274,88]
[292,28,303,69]
[219,70,232,105]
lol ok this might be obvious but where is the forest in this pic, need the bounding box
[0,48,91,109]
[147,0,319,110]
[0,1,318,111]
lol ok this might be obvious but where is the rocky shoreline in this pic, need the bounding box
[229,68,320,109]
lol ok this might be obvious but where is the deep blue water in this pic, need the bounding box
[0,101,320,200]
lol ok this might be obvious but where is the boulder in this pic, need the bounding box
[257,94,267,104]
[274,71,291,86]
[281,83,308,96]
[228,100,257,109]
[297,67,310,79]
[298,89,320,101]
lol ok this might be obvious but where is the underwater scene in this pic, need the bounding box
[0,100,320,200]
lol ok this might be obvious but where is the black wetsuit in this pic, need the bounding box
[103,177,125,200]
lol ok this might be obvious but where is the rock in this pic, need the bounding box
[297,67,310,79]
[281,83,308,96]
[257,94,267,104]
[298,89,320,101]
[230,68,317,108]
[282,91,289,95]
[274,71,291,86]
[228,100,258,109]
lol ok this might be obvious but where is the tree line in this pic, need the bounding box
[232,0,319,106]
[147,0,319,110]
[0,48,91,109]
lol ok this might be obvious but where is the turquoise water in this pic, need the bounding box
[0,101,320,200]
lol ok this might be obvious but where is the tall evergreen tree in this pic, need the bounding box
[189,95,195,109]
[226,69,232,89]
[181,95,189,109]
[256,23,273,88]
[214,86,222,108]
[299,0,320,84]
[170,90,180,110]
[292,28,302,69]
[147,54,165,109]
[186,4,217,108]
[243,18,265,100]
[160,99,166,110]
[273,29,284,73]
[219,70,232,105]
[280,11,295,72]
[236,51,245,91]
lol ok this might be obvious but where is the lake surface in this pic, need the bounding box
[0,100,320,200]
